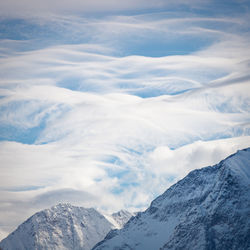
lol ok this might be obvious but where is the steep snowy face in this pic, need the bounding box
[0,203,115,250]
[93,148,250,250]
[111,210,135,229]
[102,210,135,230]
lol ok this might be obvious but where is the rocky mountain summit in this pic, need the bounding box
[0,203,132,250]
[1,148,249,250]
[93,148,250,250]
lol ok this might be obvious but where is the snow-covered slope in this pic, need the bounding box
[93,148,250,250]
[111,210,135,229]
[103,210,134,230]
[0,203,131,250]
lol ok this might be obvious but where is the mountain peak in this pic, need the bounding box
[111,210,135,228]
[1,148,249,250]
[0,204,114,250]
[222,147,250,183]
[51,202,73,209]
[93,148,250,250]
[0,203,134,250]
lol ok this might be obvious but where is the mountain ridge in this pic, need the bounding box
[93,148,250,250]
[0,203,133,250]
[1,148,249,250]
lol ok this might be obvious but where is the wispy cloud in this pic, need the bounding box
[0,0,210,17]
[0,2,250,239]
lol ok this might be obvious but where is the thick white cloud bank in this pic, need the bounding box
[0,0,250,239]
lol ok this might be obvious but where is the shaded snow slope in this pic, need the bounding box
[93,148,250,250]
[111,210,135,229]
[0,203,116,250]
[103,210,134,230]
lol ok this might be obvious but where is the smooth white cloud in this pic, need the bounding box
[148,137,250,177]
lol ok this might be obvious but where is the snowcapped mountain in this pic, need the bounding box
[1,148,249,250]
[0,203,132,250]
[101,210,135,230]
[93,148,250,250]
[111,210,135,229]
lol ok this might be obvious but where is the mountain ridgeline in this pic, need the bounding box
[93,148,250,250]
[0,204,133,250]
[1,148,250,250]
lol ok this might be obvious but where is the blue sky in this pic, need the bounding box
[0,0,250,239]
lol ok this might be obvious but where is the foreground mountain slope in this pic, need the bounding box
[93,148,250,250]
[0,203,132,250]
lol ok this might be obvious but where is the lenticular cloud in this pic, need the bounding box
[0,3,250,239]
